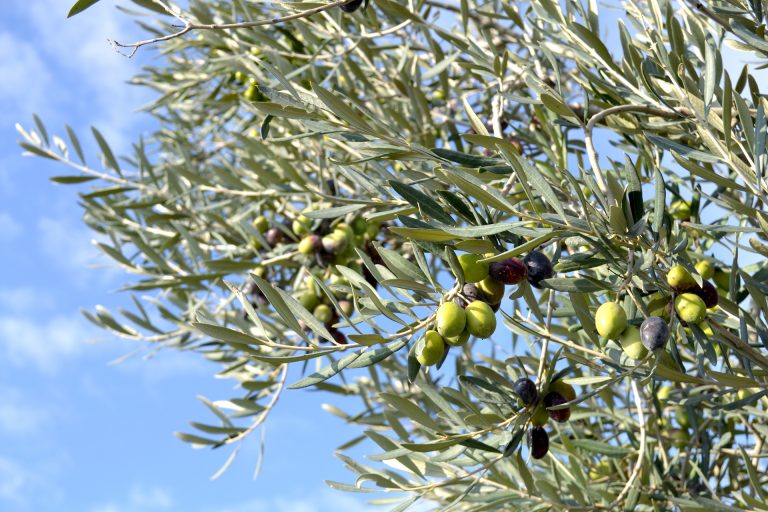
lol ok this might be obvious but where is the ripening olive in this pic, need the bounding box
[298,235,321,255]
[514,378,538,406]
[464,300,497,339]
[619,324,648,360]
[338,300,354,317]
[549,380,576,402]
[455,282,481,309]
[488,257,527,285]
[477,277,504,304]
[417,330,445,366]
[321,232,347,254]
[265,227,283,247]
[458,254,489,283]
[529,427,549,459]
[675,293,707,324]
[595,302,627,340]
[667,264,696,292]
[543,392,571,422]
[640,316,669,351]
[646,292,670,319]
[436,302,467,338]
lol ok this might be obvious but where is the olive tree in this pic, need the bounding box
[17,0,768,508]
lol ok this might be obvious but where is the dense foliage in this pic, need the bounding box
[18,0,768,508]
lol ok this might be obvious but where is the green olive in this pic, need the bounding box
[670,199,691,220]
[313,304,334,324]
[713,268,730,290]
[695,260,714,280]
[531,405,549,427]
[674,293,707,324]
[657,386,673,401]
[292,215,312,236]
[417,330,445,366]
[667,264,696,291]
[298,291,321,311]
[445,329,470,346]
[298,235,319,255]
[594,302,627,340]
[477,276,504,304]
[464,300,496,339]
[619,325,648,360]
[436,302,467,339]
[253,215,269,233]
[458,254,489,283]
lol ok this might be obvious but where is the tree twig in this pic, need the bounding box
[111,0,352,57]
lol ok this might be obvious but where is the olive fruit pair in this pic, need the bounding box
[516,378,574,425]
[667,264,719,309]
[597,302,670,358]
[436,300,497,340]
[488,250,553,288]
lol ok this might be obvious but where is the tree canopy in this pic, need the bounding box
[17,0,768,509]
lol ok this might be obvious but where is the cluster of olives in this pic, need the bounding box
[415,250,554,367]
[245,208,387,344]
[594,261,720,361]
[514,377,576,459]
[595,301,669,360]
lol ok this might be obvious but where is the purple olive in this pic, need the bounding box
[455,283,482,308]
[523,251,554,288]
[693,280,718,309]
[640,316,669,351]
[529,427,549,459]
[265,227,283,247]
[488,258,528,285]
[543,391,571,422]
[514,378,538,406]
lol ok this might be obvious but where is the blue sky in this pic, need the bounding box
[0,2,376,511]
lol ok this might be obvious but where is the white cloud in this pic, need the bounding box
[0,287,55,315]
[0,388,49,436]
[90,485,173,512]
[0,32,52,124]
[0,212,21,239]
[19,0,153,151]
[0,312,96,373]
